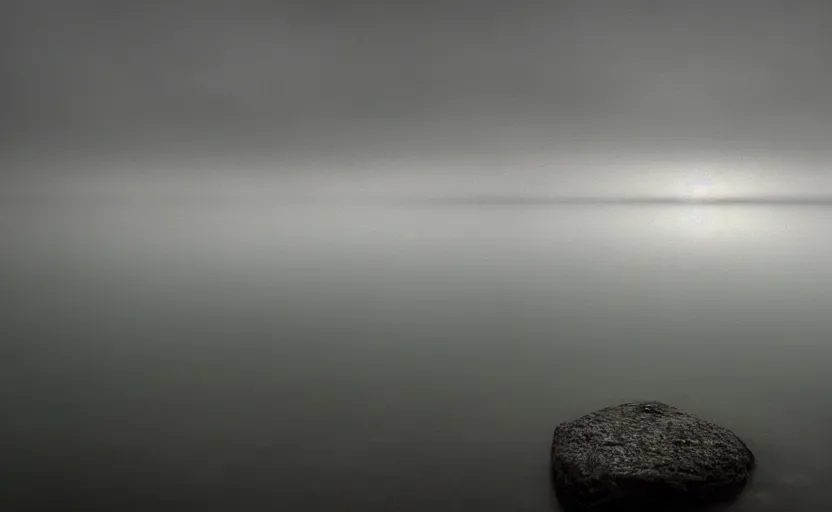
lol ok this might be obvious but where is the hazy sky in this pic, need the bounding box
[3,0,832,195]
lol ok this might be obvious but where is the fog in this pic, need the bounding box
[4,0,832,188]
[3,1,832,510]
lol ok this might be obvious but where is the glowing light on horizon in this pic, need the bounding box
[691,182,712,199]
[686,169,718,200]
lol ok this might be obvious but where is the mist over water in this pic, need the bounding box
[4,0,832,509]
[3,179,832,510]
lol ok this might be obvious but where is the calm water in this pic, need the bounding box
[2,199,831,511]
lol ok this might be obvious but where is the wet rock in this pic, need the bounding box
[551,401,755,511]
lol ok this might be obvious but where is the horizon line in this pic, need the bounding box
[384,194,832,206]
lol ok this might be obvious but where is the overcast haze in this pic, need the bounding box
[5,2,832,511]
[3,0,832,197]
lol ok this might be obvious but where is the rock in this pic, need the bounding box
[550,401,755,511]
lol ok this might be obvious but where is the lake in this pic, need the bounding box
[2,198,831,510]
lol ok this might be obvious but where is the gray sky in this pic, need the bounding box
[3,0,832,194]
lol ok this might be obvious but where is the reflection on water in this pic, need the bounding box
[659,205,759,237]
[1,200,831,511]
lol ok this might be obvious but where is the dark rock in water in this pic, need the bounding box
[551,401,755,511]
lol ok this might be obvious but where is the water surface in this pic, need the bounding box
[2,199,830,510]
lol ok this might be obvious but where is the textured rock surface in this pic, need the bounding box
[551,401,755,511]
